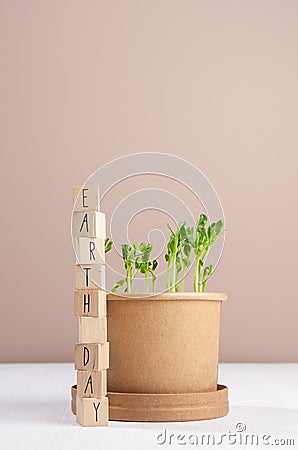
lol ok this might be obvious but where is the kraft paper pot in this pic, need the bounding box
[107,292,227,395]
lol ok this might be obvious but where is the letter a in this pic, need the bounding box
[80,214,89,232]
[84,375,93,394]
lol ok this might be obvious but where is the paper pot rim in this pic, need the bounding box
[107,292,228,301]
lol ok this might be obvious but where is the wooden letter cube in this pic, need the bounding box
[76,396,108,426]
[72,211,106,239]
[75,264,105,290]
[74,237,105,265]
[73,186,100,212]
[77,370,107,398]
[79,317,107,344]
[74,290,106,317]
[74,342,109,371]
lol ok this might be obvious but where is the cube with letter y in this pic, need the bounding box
[76,396,108,426]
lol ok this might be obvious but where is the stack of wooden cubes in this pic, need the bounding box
[72,186,109,427]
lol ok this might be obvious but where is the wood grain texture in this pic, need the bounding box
[76,396,108,426]
[72,186,100,212]
[74,343,109,371]
[74,237,105,265]
[72,211,106,238]
[77,370,107,398]
[1,363,296,447]
[79,317,107,344]
[75,264,105,290]
[74,290,106,317]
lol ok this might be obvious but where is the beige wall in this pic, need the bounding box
[1,1,297,362]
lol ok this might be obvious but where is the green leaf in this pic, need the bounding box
[176,257,182,273]
[139,242,153,263]
[203,264,214,281]
[167,223,175,235]
[197,214,207,232]
[215,219,224,237]
[182,257,191,267]
[104,237,113,253]
[149,259,158,283]
[122,243,138,263]
[112,279,125,292]
[183,242,192,258]
[151,259,158,271]
[207,219,224,244]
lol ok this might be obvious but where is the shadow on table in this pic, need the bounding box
[110,405,298,437]
[0,401,297,438]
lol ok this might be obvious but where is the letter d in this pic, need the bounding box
[157,429,167,445]
[83,346,90,366]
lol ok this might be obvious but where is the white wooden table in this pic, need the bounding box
[0,363,297,449]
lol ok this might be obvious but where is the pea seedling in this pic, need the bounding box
[111,216,224,293]
[113,242,158,293]
[135,243,158,292]
[179,223,194,292]
[112,243,138,293]
[193,214,224,292]
[165,223,181,292]
[165,222,194,292]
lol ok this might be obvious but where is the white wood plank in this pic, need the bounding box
[0,363,297,449]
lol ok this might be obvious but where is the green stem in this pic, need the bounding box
[175,266,179,292]
[127,267,132,292]
[166,260,171,291]
[171,257,176,292]
[180,265,186,292]
[201,246,210,264]
[132,269,138,279]
[171,236,178,292]
[199,246,210,292]
[198,259,203,292]
[145,271,149,293]
[194,256,200,292]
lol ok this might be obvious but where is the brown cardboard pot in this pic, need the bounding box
[106,292,229,421]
